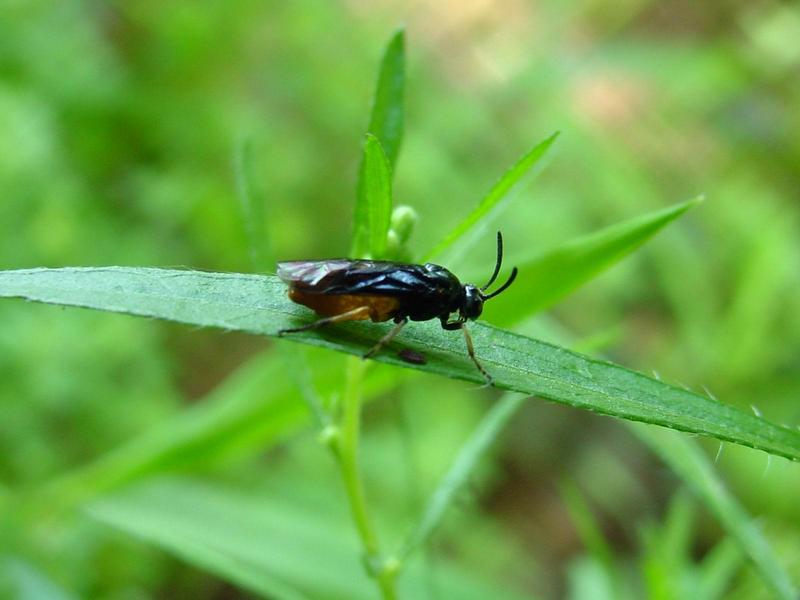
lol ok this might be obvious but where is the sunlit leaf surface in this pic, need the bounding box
[2,267,799,461]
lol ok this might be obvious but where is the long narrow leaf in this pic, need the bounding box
[234,138,273,272]
[87,478,529,600]
[423,132,559,261]
[352,134,393,258]
[2,267,800,461]
[630,424,797,600]
[696,538,743,600]
[367,27,405,170]
[40,352,398,514]
[42,353,304,511]
[560,480,619,584]
[2,558,78,600]
[399,394,526,560]
[487,314,795,598]
[349,28,404,259]
[483,197,703,325]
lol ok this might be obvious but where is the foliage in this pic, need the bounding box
[2,2,800,599]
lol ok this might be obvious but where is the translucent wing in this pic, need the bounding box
[277,260,459,300]
[277,260,356,287]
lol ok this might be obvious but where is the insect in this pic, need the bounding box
[277,232,518,384]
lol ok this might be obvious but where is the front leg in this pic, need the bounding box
[439,316,493,385]
[440,315,465,331]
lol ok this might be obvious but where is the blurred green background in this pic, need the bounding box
[2,1,800,598]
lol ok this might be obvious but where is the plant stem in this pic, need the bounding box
[336,356,398,599]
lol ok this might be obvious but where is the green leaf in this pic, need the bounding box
[2,267,800,461]
[43,352,303,509]
[423,132,559,262]
[560,480,618,583]
[696,538,743,600]
[399,393,526,561]
[630,424,797,600]
[352,134,393,258]
[483,197,703,326]
[89,478,369,600]
[488,311,793,598]
[639,490,697,599]
[38,349,398,513]
[566,557,618,600]
[2,558,78,600]
[87,478,529,600]
[367,27,405,170]
[234,138,273,272]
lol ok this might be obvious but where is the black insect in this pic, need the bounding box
[277,232,518,384]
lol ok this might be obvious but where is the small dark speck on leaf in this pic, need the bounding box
[398,348,426,365]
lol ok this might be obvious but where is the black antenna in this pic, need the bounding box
[480,231,504,292]
[482,266,518,300]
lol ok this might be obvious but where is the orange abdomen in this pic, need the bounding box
[288,288,399,322]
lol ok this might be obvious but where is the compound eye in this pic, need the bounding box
[462,286,484,319]
[469,298,483,319]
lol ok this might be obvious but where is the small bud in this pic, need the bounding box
[382,556,401,578]
[390,205,418,244]
[385,229,401,257]
[318,424,340,450]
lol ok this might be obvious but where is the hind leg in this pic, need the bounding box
[363,317,408,359]
[278,306,372,335]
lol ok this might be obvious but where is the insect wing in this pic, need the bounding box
[278,260,445,300]
[277,260,354,287]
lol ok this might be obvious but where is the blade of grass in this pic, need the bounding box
[31,349,398,515]
[2,558,78,600]
[234,137,273,272]
[86,477,530,600]
[88,478,373,600]
[367,27,405,170]
[566,557,617,600]
[696,538,743,600]
[660,490,696,569]
[350,28,404,259]
[352,134,393,258]
[482,197,703,326]
[560,479,619,587]
[423,132,559,262]
[39,352,303,511]
[640,521,683,599]
[497,310,795,598]
[2,267,800,461]
[639,490,696,598]
[398,393,526,561]
[630,423,797,600]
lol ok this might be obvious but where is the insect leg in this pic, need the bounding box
[459,324,493,386]
[363,317,408,359]
[441,316,465,331]
[278,306,372,335]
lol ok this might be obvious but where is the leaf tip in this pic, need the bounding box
[533,130,561,157]
[363,133,390,161]
[544,130,561,146]
[675,194,706,216]
[390,24,406,43]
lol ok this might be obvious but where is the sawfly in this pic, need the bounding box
[277,232,517,384]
